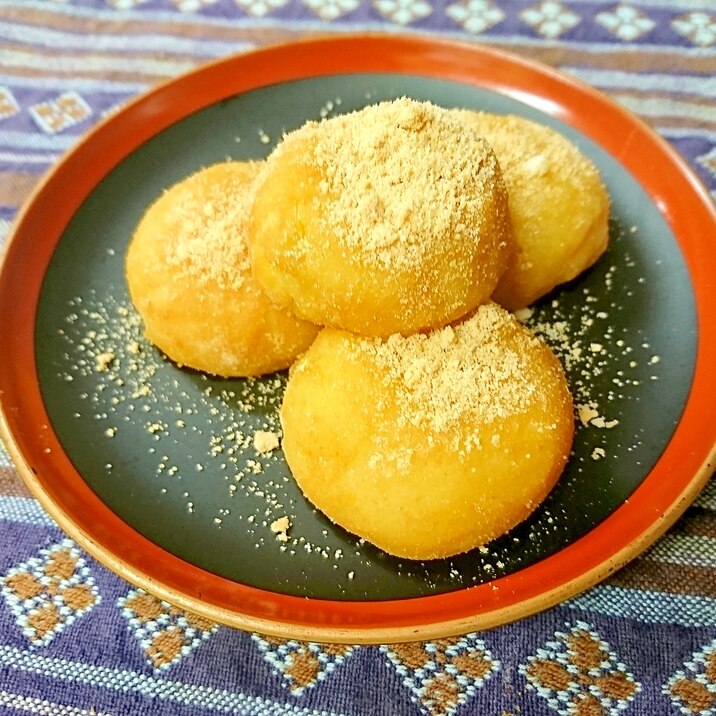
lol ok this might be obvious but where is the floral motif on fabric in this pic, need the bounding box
[373,0,432,25]
[0,87,20,121]
[382,634,500,715]
[596,4,656,41]
[445,0,505,34]
[520,620,641,715]
[672,12,716,47]
[118,588,217,671]
[665,639,716,715]
[29,92,92,134]
[520,0,581,38]
[1,539,100,647]
[251,634,357,695]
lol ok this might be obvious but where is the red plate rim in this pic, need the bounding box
[1,34,715,644]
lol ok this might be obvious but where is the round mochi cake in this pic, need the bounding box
[451,109,610,310]
[248,98,513,337]
[126,161,319,377]
[280,302,574,560]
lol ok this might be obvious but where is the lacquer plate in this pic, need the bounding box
[1,35,715,643]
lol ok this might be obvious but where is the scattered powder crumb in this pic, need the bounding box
[253,430,280,454]
[104,427,117,438]
[127,341,141,355]
[590,416,619,429]
[95,351,115,372]
[577,404,599,426]
[258,129,271,144]
[513,307,532,322]
[348,571,355,580]
[591,447,606,460]
[270,516,291,542]
[525,259,652,426]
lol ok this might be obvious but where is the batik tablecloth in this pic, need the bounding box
[1,2,715,714]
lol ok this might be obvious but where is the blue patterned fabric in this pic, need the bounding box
[1,1,715,714]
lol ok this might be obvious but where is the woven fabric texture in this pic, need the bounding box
[1,1,715,714]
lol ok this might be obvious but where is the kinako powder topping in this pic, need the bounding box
[162,162,261,292]
[350,302,565,439]
[269,97,507,273]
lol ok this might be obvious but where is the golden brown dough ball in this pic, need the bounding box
[451,110,610,310]
[248,98,512,337]
[125,161,319,377]
[280,303,574,560]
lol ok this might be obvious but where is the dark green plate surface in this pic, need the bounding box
[35,73,695,601]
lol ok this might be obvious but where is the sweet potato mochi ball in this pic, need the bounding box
[248,98,513,337]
